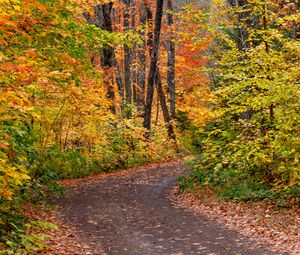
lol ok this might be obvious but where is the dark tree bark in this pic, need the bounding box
[144,0,177,146]
[123,0,132,115]
[145,1,154,52]
[131,2,138,105]
[84,4,126,112]
[136,2,147,109]
[155,94,159,125]
[167,0,176,118]
[143,0,164,134]
[155,69,177,145]
[227,0,251,50]
[112,6,125,106]
[113,53,125,103]
[94,3,116,113]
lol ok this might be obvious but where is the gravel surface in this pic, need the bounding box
[54,161,282,255]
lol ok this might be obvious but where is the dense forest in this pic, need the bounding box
[0,0,299,253]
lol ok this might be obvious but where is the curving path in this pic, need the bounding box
[55,161,282,255]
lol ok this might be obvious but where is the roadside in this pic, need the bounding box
[22,203,104,255]
[170,187,300,255]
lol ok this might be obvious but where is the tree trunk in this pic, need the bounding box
[155,92,159,125]
[131,3,138,105]
[145,0,154,53]
[113,52,124,104]
[155,69,177,145]
[167,0,176,118]
[228,0,251,50]
[137,2,147,109]
[143,0,164,134]
[94,3,116,113]
[123,0,132,116]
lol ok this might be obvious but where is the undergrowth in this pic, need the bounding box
[0,119,179,254]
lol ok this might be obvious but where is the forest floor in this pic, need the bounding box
[34,160,299,255]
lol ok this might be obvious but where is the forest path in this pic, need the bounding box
[55,160,281,255]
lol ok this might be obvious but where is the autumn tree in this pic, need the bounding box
[0,0,180,252]
[183,0,300,200]
[167,0,176,118]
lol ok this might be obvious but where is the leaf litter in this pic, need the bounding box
[170,186,300,255]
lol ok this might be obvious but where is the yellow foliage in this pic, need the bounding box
[0,153,29,200]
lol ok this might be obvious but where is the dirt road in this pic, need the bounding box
[55,161,281,255]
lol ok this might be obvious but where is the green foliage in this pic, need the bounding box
[184,0,300,201]
[219,182,273,202]
[0,216,56,254]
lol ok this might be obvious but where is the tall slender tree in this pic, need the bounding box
[131,1,138,105]
[84,3,125,111]
[167,0,176,118]
[155,68,177,145]
[143,0,164,134]
[136,2,147,109]
[95,3,116,113]
[123,0,132,115]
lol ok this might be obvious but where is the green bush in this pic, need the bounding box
[182,37,300,202]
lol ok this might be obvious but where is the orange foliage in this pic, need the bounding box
[174,4,212,124]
